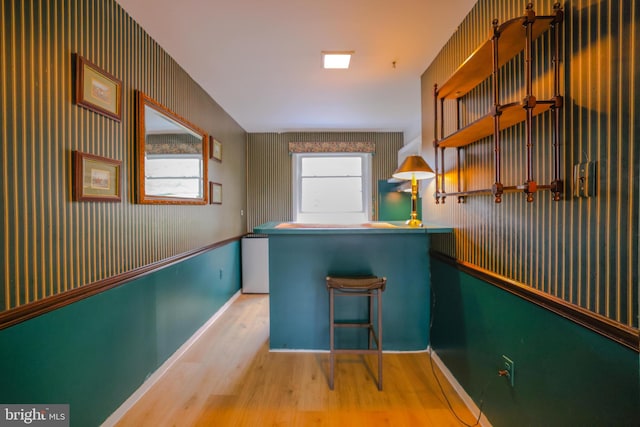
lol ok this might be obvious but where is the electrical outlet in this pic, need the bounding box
[502,355,515,387]
[573,161,596,198]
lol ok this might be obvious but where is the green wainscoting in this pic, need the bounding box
[430,256,639,427]
[0,242,241,427]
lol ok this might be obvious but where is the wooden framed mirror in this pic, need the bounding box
[136,91,208,204]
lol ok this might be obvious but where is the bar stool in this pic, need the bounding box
[326,275,386,390]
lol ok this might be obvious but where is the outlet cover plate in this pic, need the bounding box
[502,355,515,387]
[573,161,596,198]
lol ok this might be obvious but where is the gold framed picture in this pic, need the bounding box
[75,54,123,121]
[73,151,122,202]
[210,182,222,204]
[210,137,222,161]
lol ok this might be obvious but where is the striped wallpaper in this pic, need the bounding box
[1,0,247,313]
[246,132,404,231]
[421,0,638,328]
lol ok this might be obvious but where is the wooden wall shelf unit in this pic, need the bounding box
[438,102,553,149]
[433,3,564,204]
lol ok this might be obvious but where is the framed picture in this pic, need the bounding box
[210,182,222,204]
[73,151,122,202]
[210,137,222,161]
[75,54,123,121]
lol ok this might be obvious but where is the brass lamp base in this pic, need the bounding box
[406,218,422,227]
[405,175,422,228]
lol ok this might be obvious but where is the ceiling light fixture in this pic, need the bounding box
[322,51,354,69]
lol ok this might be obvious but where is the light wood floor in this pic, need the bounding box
[115,294,478,427]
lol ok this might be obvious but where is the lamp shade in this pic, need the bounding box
[392,155,435,180]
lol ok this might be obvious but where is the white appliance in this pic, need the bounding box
[241,234,269,293]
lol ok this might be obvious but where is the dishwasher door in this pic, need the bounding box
[241,234,269,293]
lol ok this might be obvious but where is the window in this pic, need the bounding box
[293,153,372,223]
[145,154,203,198]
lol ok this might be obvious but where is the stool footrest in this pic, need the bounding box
[334,322,373,328]
[333,349,381,355]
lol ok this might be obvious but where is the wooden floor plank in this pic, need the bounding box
[115,294,479,426]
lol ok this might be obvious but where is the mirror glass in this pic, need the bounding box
[137,92,208,204]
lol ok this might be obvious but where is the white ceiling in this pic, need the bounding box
[116,0,477,140]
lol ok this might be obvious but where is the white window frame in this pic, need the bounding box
[292,152,372,224]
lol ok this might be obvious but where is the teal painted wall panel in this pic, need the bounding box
[268,234,430,351]
[377,180,423,222]
[153,244,241,361]
[0,279,156,426]
[431,257,639,427]
[0,242,241,427]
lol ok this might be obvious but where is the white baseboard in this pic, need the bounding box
[101,290,242,427]
[429,348,493,427]
[268,348,430,353]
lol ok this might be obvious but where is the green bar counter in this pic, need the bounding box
[253,222,452,351]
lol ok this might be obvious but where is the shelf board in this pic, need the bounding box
[437,102,552,148]
[437,15,555,100]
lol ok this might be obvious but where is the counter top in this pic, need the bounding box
[254,221,453,235]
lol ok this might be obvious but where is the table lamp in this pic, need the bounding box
[392,155,435,227]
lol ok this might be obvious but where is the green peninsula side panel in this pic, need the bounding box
[268,233,431,351]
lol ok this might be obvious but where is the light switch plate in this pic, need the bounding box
[573,161,595,198]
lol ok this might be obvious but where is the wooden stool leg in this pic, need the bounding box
[326,275,386,391]
[377,289,383,391]
[368,291,373,349]
[329,287,335,390]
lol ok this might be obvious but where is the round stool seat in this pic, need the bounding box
[326,275,386,291]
